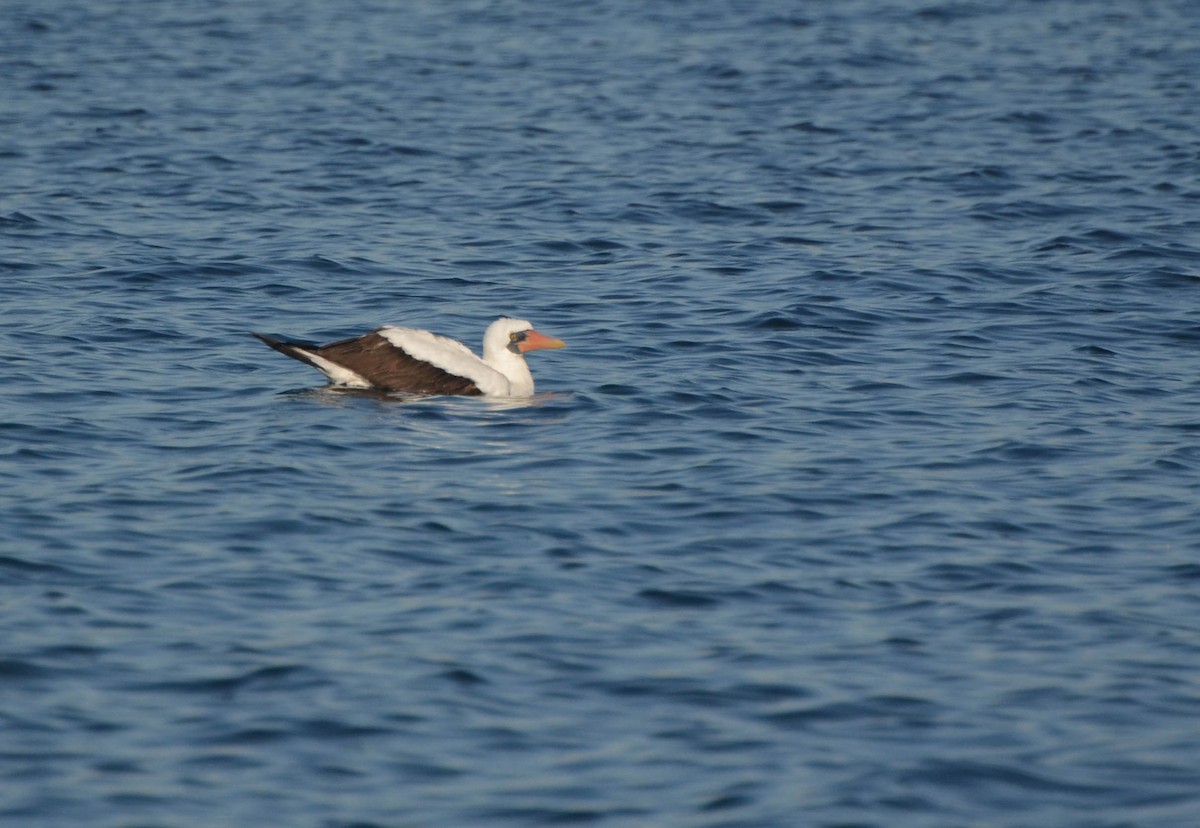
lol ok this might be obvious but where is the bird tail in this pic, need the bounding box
[252,332,323,368]
[252,332,374,388]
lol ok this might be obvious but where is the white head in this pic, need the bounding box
[481,317,565,395]
[483,317,565,357]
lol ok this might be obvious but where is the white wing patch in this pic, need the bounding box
[302,350,374,388]
[378,327,512,396]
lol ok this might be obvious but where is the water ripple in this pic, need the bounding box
[3,0,1200,826]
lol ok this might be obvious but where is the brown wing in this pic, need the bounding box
[314,331,483,395]
[255,331,483,395]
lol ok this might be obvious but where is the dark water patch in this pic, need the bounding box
[637,588,721,608]
[67,106,152,120]
[0,211,41,227]
[771,234,824,246]
[593,383,638,396]
[755,199,806,213]
[438,668,488,686]
[298,719,391,740]
[472,805,622,825]
[1107,244,1200,263]
[533,238,626,254]
[34,644,106,661]
[1073,344,1117,357]
[1166,564,1200,581]
[929,371,1010,386]
[749,311,803,331]
[385,144,439,157]
[0,259,39,271]
[0,659,56,679]
[448,257,513,269]
[0,554,76,577]
[764,696,937,731]
[921,561,1043,592]
[699,791,754,812]
[899,758,1110,799]
[660,198,764,224]
[127,665,318,696]
[205,727,290,747]
[971,200,1097,222]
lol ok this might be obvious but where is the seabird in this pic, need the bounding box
[253,317,564,397]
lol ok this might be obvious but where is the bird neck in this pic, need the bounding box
[483,344,534,395]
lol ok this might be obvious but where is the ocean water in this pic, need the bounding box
[3,1,1200,826]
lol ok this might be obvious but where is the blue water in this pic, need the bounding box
[4,1,1200,825]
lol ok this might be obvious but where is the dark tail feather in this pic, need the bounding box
[252,332,322,369]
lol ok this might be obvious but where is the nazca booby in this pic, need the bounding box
[254,317,564,396]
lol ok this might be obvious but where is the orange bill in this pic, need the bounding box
[518,329,566,352]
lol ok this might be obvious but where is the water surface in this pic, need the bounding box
[3,1,1200,825]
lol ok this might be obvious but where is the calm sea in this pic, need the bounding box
[3,1,1200,826]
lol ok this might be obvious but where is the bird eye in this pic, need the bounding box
[509,332,520,341]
